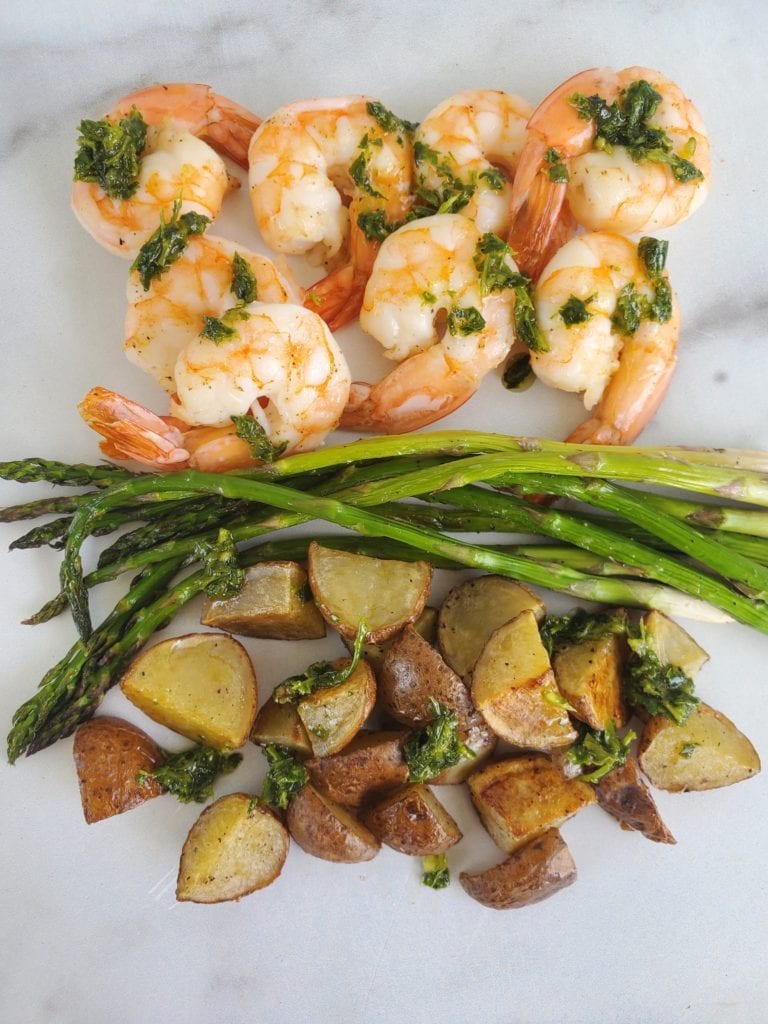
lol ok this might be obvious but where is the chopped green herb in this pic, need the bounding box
[679,742,700,759]
[273,620,367,704]
[357,209,406,242]
[422,853,450,889]
[447,306,486,336]
[200,315,237,343]
[404,698,475,783]
[647,276,673,323]
[558,294,596,327]
[539,608,627,658]
[413,140,476,216]
[195,527,244,598]
[479,167,507,190]
[138,744,242,803]
[73,107,148,199]
[366,100,418,139]
[514,282,548,352]
[637,236,669,278]
[421,289,437,305]
[502,352,534,391]
[474,233,526,295]
[566,721,636,783]
[259,744,309,810]
[349,135,384,198]
[611,282,644,336]
[544,147,570,183]
[542,688,576,713]
[231,252,257,304]
[624,623,700,724]
[131,200,210,290]
[231,415,288,464]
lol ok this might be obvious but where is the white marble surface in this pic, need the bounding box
[2,2,768,1022]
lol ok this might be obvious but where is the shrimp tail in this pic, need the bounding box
[507,152,568,280]
[78,387,190,470]
[305,264,367,331]
[204,93,262,170]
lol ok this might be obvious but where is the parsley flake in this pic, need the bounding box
[131,200,209,290]
[73,107,148,199]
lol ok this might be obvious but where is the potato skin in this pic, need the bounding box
[595,755,675,844]
[306,730,410,807]
[460,829,577,909]
[73,716,164,824]
[363,784,462,855]
[286,784,380,862]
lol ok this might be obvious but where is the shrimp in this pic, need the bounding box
[248,96,415,330]
[125,233,301,393]
[508,67,710,278]
[72,83,261,257]
[414,89,532,235]
[341,214,517,433]
[531,231,680,445]
[81,303,351,470]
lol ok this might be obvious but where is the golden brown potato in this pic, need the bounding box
[595,755,675,844]
[342,606,438,670]
[438,575,545,678]
[176,793,289,903]
[286,783,380,862]
[460,828,577,909]
[553,632,627,730]
[250,696,312,755]
[468,755,595,852]
[201,562,326,639]
[638,703,761,792]
[306,730,410,807]
[642,610,709,678]
[471,611,577,751]
[307,542,432,642]
[378,624,496,782]
[120,633,258,749]
[362,784,462,855]
[296,658,376,757]
[73,716,164,824]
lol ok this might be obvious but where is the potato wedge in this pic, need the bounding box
[438,576,545,678]
[120,633,258,749]
[638,703,761,791]
[468,755,595,852]
[296,658,376,757]
[286,783,380,862]
[343,606,438,670]
[362,784,462,855]
[307,542,432,642]
[177,793,289,903]
[553,632,627,730]
[201,561,326,639]
[471,610,577,750]
[642,610,709,678]
[379,624,496,782]
[73,716,164,824]
[250,696,312,755]
[460,828,576,909]
[306,730,409,807]
[595,755,675,844]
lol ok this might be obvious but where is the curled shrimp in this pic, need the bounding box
[508,67,710,278]
[531,231,680,445]
[341,214,517,433]
[414,89,532,234]
[125,233,301,393]
[82,304,351,470]
[248,96,415,330]
[72,83,261,257]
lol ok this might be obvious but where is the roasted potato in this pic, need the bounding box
[250,696,312,755]
[296,658,376,757]
[642,610,709,678]
[73,716,165,824]
[471,610,577,750]
[306,729,410,807]
[595,755,675,844]
[307,542,432,642]
[638,703,761,791]
[379,624,496,782]
[438,576,545,678]
[177,793,289,903]
[286,783,380,862]
[362,784,462,855]
[468,755,595,852]
[342,606,438,670]
[201,561,326,639]
[120,633,258,749]
[460,828,577,909]
[553,631,627,730]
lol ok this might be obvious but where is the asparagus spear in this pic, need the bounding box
[0,458,134,487]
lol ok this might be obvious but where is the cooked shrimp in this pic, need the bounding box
[531,231,680,445]
[125,234,301,393]
[341,214,517,433]
[248,96,415,330]
[414,89,531,234]
[508,67,710,278]
[72,83,261,257]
